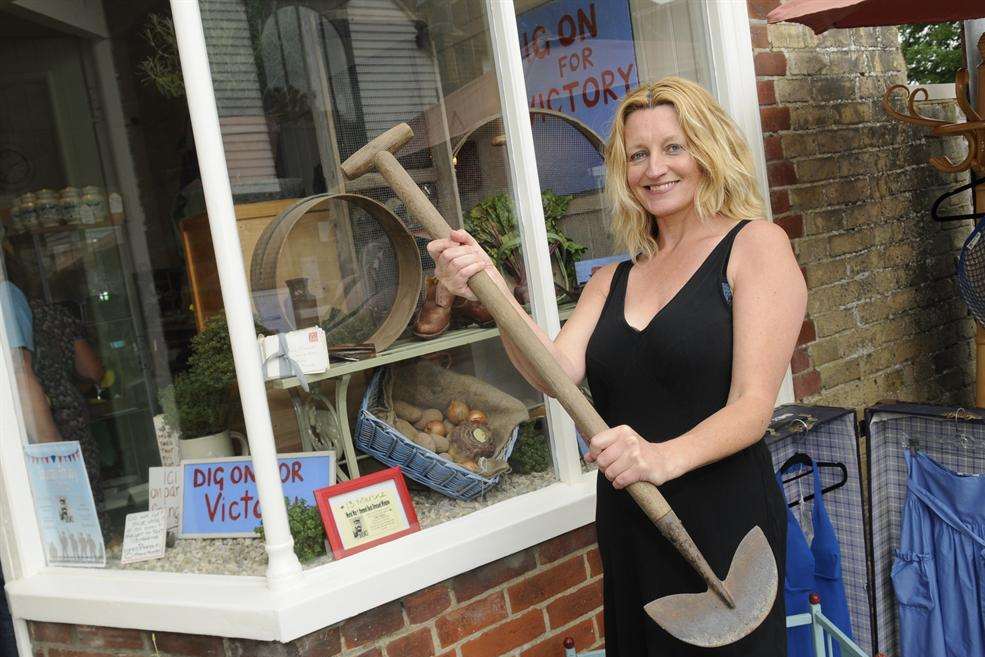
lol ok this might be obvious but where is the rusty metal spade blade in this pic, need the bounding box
[643,526,778,647]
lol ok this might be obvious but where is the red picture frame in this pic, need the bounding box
[314,466,420,559]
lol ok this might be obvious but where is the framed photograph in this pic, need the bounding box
[314,467,419,559]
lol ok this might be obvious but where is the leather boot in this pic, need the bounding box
[413,277,452,339]
[453,297,494,327]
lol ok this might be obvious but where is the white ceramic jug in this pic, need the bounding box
[179,430,249,460]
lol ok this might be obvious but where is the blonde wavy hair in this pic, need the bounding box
[604,77,764,260]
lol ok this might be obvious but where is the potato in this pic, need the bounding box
[437,452,452,461]
[413,431,436,452]
[446,400,470,424]
[467,409,488,424]
[431,433,450,453]
[421,408,443,424]
[443,420,455,435]
[394,419,417,439]
[415,408,443,430]
[394,401,423,423]
[426,420,447,437]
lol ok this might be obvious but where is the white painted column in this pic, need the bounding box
[485,0,582,483]
[169,0,302,586]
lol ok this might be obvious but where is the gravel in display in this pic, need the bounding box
[104,470,559,576]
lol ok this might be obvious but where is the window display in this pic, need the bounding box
[0,0,716,583]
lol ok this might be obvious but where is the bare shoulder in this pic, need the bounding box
[732,219,795,263]
[582,261,622,300]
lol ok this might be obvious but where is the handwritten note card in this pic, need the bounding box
[148,466,181,533]
[121,509,168,564]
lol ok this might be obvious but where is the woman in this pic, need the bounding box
[1,238,109,533]
[428,77,806,655]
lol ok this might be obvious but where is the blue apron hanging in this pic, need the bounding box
[892,450,985,657]
[778,458,854,657]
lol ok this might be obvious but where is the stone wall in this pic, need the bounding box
[27,526,603,657]
[750,1,977,409]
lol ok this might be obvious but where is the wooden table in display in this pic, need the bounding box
[270,304,575,481]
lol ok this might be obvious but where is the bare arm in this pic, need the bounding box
[73,338,104,384]
[588,221,807,488]
[13,348,62,443]
[427,230,616,393]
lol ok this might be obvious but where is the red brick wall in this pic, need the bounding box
[27,526,602,657]
[749,0,976,408]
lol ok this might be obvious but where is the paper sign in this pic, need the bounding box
[24,441,106,567]
[179,451,335,538]
[148,466,181,532]
[153,414,181,467]
[518,0,638,194]
[121,509,168,564]
[574,253,631,284]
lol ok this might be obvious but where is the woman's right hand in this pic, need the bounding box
[426,229,498,301]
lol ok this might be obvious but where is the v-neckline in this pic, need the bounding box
[621,222,740,334]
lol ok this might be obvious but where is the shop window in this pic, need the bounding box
[182,0,564,574]
[0,1,265,571]
[0,0,716,580]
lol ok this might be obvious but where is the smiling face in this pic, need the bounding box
[623,105,702,223]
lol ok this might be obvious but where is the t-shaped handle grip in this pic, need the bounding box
[340,123,414,179]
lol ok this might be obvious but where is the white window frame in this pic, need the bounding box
[0,0,778,644]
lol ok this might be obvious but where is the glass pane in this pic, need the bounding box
[515,0,712,269]
[199,0,559,569]
[0,4,253,573]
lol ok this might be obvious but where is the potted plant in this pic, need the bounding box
[159,316,248,458]
[464,190,586,304]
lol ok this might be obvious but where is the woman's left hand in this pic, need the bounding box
[585,425,677,489]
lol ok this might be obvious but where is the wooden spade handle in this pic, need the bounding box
[372,149,730,598]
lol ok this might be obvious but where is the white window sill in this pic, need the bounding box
[6,473,597,642]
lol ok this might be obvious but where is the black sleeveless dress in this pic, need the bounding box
[585,220,787,656]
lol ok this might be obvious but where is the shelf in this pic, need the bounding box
[7,219,122,237]
[270,302,576,390]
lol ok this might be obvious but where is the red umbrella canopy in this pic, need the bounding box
[767,0,985,34]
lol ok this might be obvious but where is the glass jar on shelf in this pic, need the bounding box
[36,189,61,228]
[15,193,38,232]
[81,186,108,224]
[59,187,83,226]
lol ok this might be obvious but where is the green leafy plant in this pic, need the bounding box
[898,23,963,85]
[509,421,552,475]
[464,191,586,303]
[160,316,236,439]
[255,497,327,562]
[138,14,184,99]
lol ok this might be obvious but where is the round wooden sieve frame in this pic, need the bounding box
[250,193,422,352]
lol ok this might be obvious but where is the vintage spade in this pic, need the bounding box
[341,123,778,647]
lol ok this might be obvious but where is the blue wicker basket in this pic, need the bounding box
[355,369,522,500]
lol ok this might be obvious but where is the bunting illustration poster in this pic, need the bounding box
[24,441,106,567]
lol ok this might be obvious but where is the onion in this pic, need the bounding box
[446,400,470,424]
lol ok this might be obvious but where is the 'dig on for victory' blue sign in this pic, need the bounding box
[179,452,335,537]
